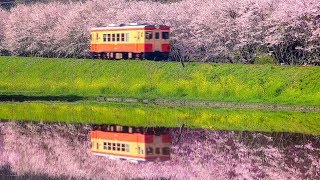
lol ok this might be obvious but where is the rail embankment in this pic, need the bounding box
[96,97,320,112]
[0,56,319,107]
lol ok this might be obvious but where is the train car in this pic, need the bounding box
[89,23,170,60]
[90,125,172,163]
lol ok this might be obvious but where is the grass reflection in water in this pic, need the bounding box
[0,101,319,135]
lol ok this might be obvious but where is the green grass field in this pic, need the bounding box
[1,56,320,106]
[0,101,319,135]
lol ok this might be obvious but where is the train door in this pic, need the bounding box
[136,31,141,53]
[153,30,161,52]
[94,33,99,43]
[90,32,97,52]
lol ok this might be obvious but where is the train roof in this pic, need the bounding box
[90,23,170,31]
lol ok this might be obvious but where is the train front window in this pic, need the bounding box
[155,148,160,154]
[155,32,160,39]
[146,31,153,39]
[162,147,170,155]
[146,147,154,155]
[162,32,169,39]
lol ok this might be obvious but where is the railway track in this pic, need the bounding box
[97,97,320,112]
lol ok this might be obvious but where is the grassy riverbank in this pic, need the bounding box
[0,101,319,135]
[0,56,320,106]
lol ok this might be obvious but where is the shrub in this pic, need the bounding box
[254,53,276,65]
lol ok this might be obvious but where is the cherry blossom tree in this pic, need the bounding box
[2,0,320,64]
[0,9,8,55]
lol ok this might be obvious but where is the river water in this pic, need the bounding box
[0,121,319,179]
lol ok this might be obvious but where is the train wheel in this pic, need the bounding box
[89,52,97,59]
[101,124,108,131]
[110,125,115,132]
[110,52,115,60]
[128,127,133,133]
[132,53,137,60]
[100,53,107,60]
[116,125,123,132]
[123,52,129,60]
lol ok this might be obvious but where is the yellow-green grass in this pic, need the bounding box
[0,56,320,106]
[0,101,319,135]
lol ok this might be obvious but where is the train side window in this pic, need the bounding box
[146,31,153,39]
[96,142,99,149]
[155,148,160,154]
[155,32,160,39]
[112,34,115,42]
[107,34,111,42]
[121,144,125,151]
[125,33,130,42]
[116,34,120,42]
[162,32,169,39]
[117,143,121,151]
[103,142,107,150]
[95,33,98,42]
[112,143,116,150]
[121,33,125,42]
[103,34,107,42]
[107,142,112,150]
[125,144,130,152]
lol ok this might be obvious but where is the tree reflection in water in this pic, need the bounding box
[0,121,319,179]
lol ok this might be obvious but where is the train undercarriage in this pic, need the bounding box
[90,51,169,61]
[92,124,169,135]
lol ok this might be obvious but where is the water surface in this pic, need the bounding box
[0,121,319,179]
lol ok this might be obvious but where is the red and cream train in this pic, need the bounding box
[89,23,170,60]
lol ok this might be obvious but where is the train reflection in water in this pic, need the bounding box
[90,125,172,163]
